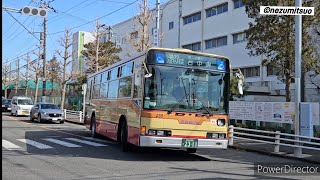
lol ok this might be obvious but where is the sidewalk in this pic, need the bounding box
[230,139,320,164]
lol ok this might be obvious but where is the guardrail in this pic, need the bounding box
[228,125,320,155]
[63,109,84,124]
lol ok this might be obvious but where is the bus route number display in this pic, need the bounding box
[155,51,226,71]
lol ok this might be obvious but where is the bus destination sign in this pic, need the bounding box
[153,51,227,71]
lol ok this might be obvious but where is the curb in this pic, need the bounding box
[228,145,320,165]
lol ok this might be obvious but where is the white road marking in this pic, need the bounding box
[83,137,116,144]
[17,139,53,149]
[2,140,23,150]
[65,138,108,147]
[43,138,81,148]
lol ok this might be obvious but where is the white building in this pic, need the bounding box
[71,31,95,75]
[94,0,320,102]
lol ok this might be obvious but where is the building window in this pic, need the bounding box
[183,12,201,25]
[205,36,227,49]
[234,0,244,9]
[169,21,174,30]
[206,3,228,18]
[233,32,246,44]
[267,65,280,76]
[240,66,260,78]
[182,42,201,51]
[130,31,138,39]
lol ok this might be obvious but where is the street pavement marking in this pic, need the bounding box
[65,138,108,147]
[43,138,82,148]
[2,140,23,150]
[17,139,53,149]
[83,137,116,144]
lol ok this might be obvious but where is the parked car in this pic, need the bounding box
[30,102,64,124]
[2,99,12,112]
[11,96,34,116]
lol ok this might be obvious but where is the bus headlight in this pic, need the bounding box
[148,129,156,136]
[157,130,164,136]
[207,133,226,139]
[147,129,171,136]
[217,119,225,127]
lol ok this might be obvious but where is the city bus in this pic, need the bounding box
[84,47,232,153]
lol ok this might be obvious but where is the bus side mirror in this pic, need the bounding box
[143,62,152,78]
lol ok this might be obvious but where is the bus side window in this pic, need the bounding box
[133,71,142,98]
[86,79,93,101]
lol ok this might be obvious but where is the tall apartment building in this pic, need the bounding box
[99,0,319,102]
[71,31,95,75]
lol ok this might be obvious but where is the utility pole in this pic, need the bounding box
[15,59,20,95]
[294,0,302,156]
[31,0,57,102]
[42,17,47,102]
[25,53,30,96]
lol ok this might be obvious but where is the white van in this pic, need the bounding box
[11,96,34,116]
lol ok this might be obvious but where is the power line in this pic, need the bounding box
[6,11,40,41]
[46,0,88,23]
[47,0,100,25]
[4,46,39,65]
[99,0,132,4]
[8,17,38,42]
[4,0,33,35]
[48,0,138,35]
[5,16,31,41]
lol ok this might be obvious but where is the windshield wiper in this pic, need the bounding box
[192,92,213,116]
[191,79,212,116]
[167,93,190,114]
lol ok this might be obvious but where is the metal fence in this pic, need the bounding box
[228,125,320,155]
[63,109,84,124]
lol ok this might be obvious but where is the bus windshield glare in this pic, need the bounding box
[144,65,227,114]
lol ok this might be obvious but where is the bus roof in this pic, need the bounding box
[88,47,230,78]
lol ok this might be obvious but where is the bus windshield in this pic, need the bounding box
[144,65,227,114]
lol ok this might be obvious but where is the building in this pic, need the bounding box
[71,31,95,75]
[103,0,319,103]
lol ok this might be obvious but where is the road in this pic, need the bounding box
[2,112,319,180]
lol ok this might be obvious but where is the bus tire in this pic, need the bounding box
[187,148,197,154]
[120,121,129,152]
[91,115,97,138]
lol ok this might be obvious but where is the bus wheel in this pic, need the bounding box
[91,116,97,138]
[120,121,129,152]
[187,148,197,154]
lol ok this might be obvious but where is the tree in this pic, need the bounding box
[128,0,153,52]
[2,62,13,99]
[243,0,319,102]
[82,41,122,74]
[47,56,61,96]
[21,53,31,97]
[30,47,43,103]
[56,29,74,109]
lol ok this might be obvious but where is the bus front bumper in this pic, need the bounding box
[140,136,228,149]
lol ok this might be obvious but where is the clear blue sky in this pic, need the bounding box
[2,0,169,68]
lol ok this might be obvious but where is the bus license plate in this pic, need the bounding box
[181,139,198,148]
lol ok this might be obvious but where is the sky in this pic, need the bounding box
[2,0,169,69]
